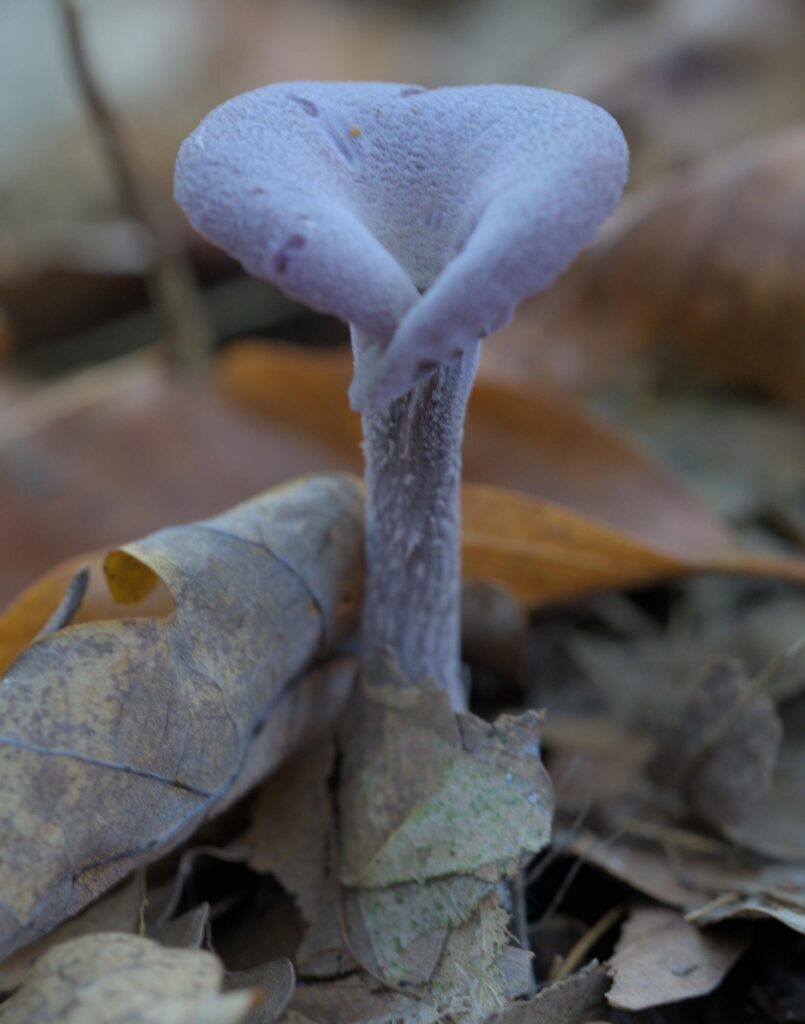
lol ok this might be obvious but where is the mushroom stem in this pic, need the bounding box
[355,329,480,709]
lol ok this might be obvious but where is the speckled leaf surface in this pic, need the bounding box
[333,651,553,1008]
[0,475,363,959]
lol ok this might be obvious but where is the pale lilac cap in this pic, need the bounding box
[175,82,628,412]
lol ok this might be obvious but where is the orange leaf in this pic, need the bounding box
[216,339,730,556]
[461,483,805,608]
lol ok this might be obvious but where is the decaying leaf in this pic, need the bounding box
[0,874,143,994]
[0,357,350,607]
[689,894,805,936]
[289,974,428,1024]
[487,127,805,406]
[650,659,783,833]
[484,961,609,1024]
[0,933,256,1024]
[225,960,296,1024]
[335,653,551,1015]
[607,906,747,1011]
[244,649,552,1020]
[152,904,211,951]
[719,725,805,861]
[0,550,172,674]
[460,484,805,609]
[215,339,732,557]
[0,475,362,959]
[569,832,703,909]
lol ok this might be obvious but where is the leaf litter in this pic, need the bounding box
[4,4,805,1020]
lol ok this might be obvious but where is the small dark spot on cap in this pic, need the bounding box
[417,359,440,374]
[273,234,307,274]
[400,87,425,98]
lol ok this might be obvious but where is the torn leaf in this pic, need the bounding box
[0,475,363,959]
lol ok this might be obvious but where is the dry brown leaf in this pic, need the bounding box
[719,727,805,861]
[152,904,211,952]
[0,933,255,1024]
[289,974,428,1024]
[332,652,551,1012]
[485,961,608,1024]
[0,550,172,674]
[689,894,805,935]
[4,483,805,696]
[0,875,143,994]
[0,356,350,606]
[607,906,747,1011]
[460,484,805,608]
[0,475,362,959]
[215,339,731,556]
[570,832,703,909]
[549,0,805,187]
[487,127,805,405]
[226,960,296,1024]
[222,342,805,603]
[650,659,783,833]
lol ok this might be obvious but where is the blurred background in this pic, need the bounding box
[1,0,804,607]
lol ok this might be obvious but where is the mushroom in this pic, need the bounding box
[175,83,628,708]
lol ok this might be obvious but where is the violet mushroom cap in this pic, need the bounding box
[175,82,628,705]
[175,82,628,413]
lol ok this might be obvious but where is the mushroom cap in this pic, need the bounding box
[175,82,628,412]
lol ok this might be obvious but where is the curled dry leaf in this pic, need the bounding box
[0,550,172,675]
[607,906,747,1012]
[4,485,805,692]
[0,933,255,1024]
[0,474,362,959]
[689,894,805,936]
[487,126,805,405]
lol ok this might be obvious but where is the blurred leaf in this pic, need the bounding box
[488,127,805,405]
[0,933,255,1024]
[484,961,609,1024]
[650,659,783,834]
[0,475,361,959]
[719,726,805,861]
[0,356,348,606]
[225,960,295,1024]
[0,875,142,994]
[460,484,805,608]
[216,340,732,557]
[607,907,747,1011]
[549,0,805,186]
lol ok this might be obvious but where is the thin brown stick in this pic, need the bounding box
[57,0,213,369]
[550,904,625,982]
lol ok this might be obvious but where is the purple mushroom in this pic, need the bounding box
[175,82,628,708]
